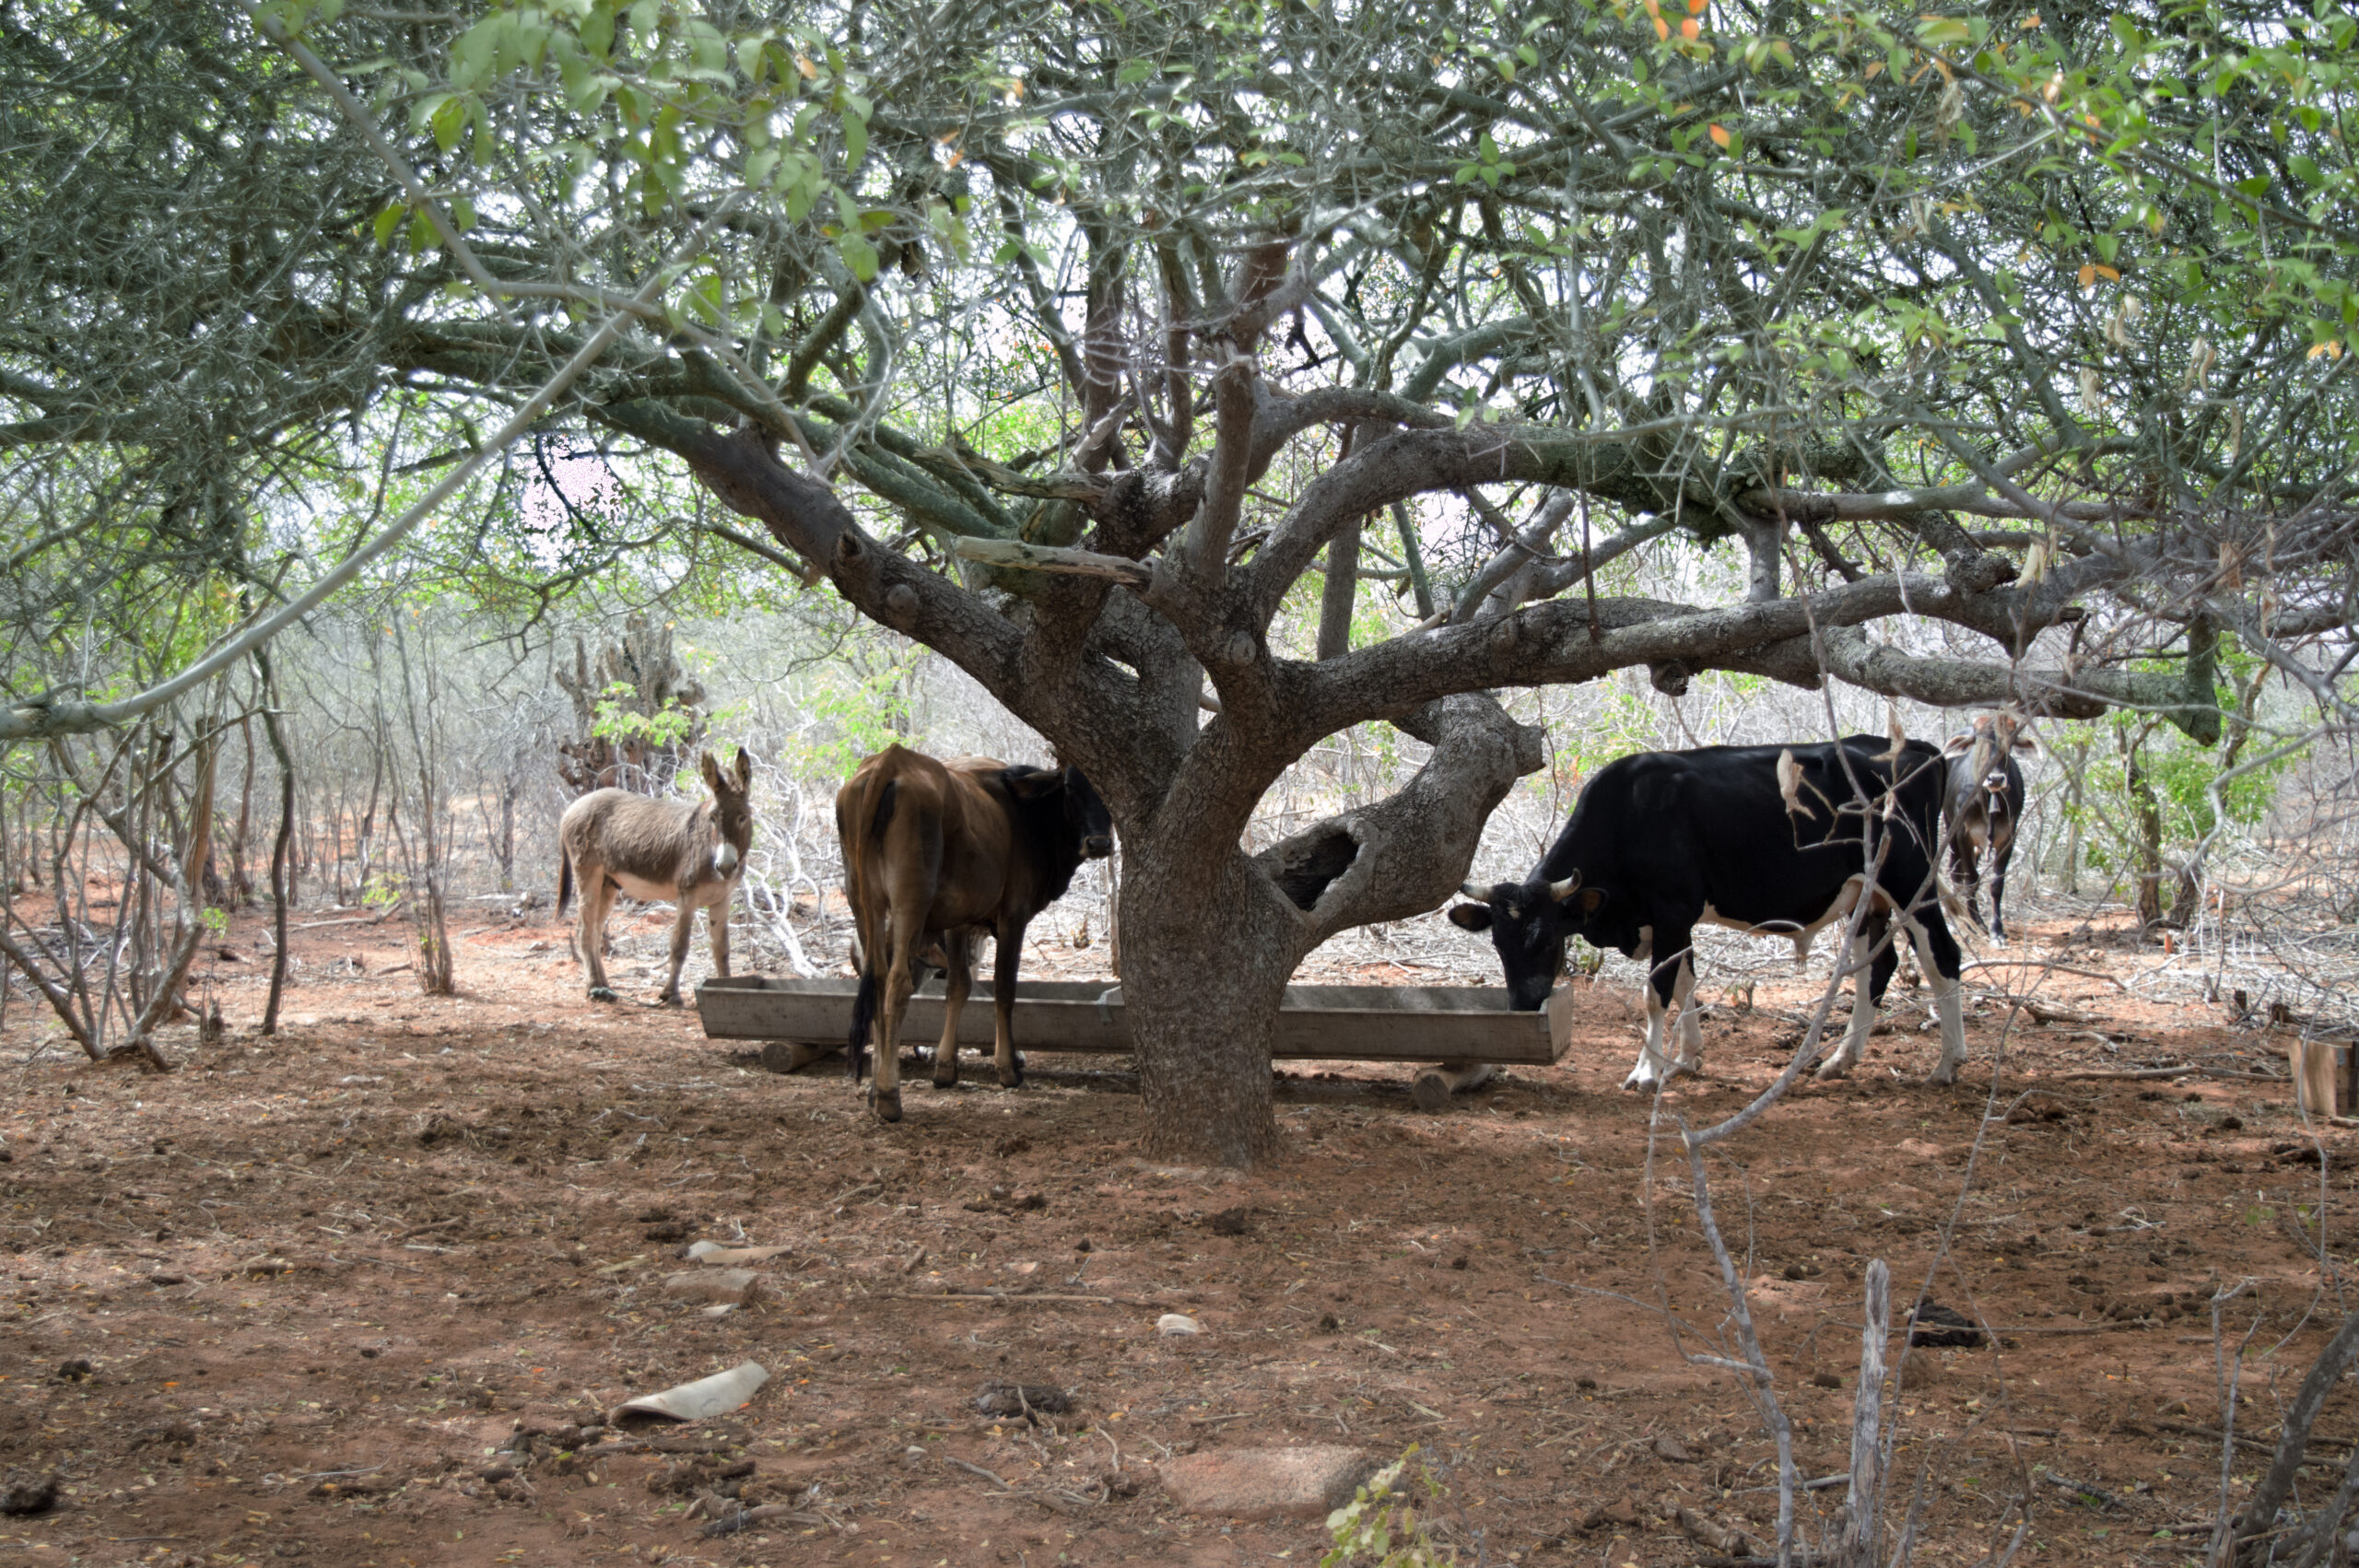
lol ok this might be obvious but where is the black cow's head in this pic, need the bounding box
[1005,764,1115,860]
[1447,872,1607,1011]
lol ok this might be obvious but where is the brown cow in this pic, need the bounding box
[557,748,755,1004]
[836,744,1112,1123]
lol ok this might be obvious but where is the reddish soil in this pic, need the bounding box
[3,902,2353,1568]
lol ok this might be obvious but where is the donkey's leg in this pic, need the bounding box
[579,863,617,1001]
[933,929,971,1088]
[709,883,734,978]
[658,895,696,1006]
[991,917,1027,1089]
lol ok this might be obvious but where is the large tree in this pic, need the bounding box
[5,0,2357,1160]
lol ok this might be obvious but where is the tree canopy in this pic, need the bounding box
[6,0,2358,1157]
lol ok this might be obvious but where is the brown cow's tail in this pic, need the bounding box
[843,777,900,1083]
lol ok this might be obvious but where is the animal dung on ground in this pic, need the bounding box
[1205,1207,1251,1236]
[662,1269,762,1306]
[974,1382,1072,1421]
[0,1469,59,1515]
[1156,1313,1203,1337]
[606,1361,769,1425]
[1907,1301,1987,1348]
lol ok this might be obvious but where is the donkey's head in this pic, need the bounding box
[697,747,757,876]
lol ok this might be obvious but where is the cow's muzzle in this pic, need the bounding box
[1082,835,1114,859]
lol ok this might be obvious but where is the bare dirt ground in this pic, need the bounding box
[4,898,2355,1568]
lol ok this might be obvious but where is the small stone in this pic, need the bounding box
[1156,1313,1202,1337]
[903,1445,930,1469]
[1653,1433,1694,1463]
[1157,1445,1375,1521]
[662,1269,762,1306]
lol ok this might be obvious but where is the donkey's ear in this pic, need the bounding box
[699,751,724,791]
[734,747,755,787]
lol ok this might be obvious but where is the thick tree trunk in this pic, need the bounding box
[1118,847,1293,1166]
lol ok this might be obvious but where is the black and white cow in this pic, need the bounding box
[1448,736,1966,1090]
[1942,711,2035,943]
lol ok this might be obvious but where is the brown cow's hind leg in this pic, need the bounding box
[992,919,1025,1089]
[933,929,970,1088]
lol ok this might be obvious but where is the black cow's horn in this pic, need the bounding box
[1459,880,1487,901]
[1548,872,1582,901]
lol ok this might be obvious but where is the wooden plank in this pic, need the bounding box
[695,976,1569,1067]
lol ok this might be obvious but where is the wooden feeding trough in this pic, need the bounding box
[696,976,1577,1111]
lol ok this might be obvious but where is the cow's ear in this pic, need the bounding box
[734,747,755,787]
[1942,733,1975,757]
[1003,766,1059,801]
[1446,903,1493,932]
[1579,887,1607,916]
[699,751,724,791]
[2009,731,2040,757]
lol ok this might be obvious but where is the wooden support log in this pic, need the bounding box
[1410,1060,1495,1114]
[759,1040,841,1075]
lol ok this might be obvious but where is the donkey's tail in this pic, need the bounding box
[557,847,573,918]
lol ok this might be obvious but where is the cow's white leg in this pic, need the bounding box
[1814,928,1879,1079]
[1672,955,1704,1071]
[1624,982,1678,1092]
[1913,918,1968,1084]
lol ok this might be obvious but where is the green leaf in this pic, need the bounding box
[580,1,616,56]
[371,202,405,248]
[430,94,468,154]
[838,229,879,281]
[843,109,868,169]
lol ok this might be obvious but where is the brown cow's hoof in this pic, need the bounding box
[869,1086,902,1123]
[995,1062,1024,1090]
[586,986,618,1003]
[932,1068,958,1089]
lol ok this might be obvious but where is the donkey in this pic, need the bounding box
[557,748,755,1004]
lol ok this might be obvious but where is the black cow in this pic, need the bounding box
[1448,737,1966,1089]
[1942,711,2035,942]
